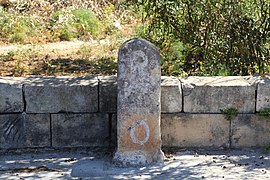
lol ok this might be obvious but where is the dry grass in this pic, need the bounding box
[0,0,139,77]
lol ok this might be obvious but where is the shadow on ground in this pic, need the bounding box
[0,148,269,179]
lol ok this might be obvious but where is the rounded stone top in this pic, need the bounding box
[118,38,159,58]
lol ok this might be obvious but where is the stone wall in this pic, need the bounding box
[0,76,269,150]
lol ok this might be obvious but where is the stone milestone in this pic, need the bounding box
[113,38,164,166]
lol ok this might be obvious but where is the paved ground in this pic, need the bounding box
[0,148,269,179]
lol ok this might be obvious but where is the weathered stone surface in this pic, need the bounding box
[256,78,270,111]
[0,113,50,149]
[114,38,164,166]
[161,76,182,113]
[24,76,98,113]
[0,77,24,112]
[99,76,183,113]
[161,114,230,148]
[51,113,109,147]
[181,76,256,113]
[99,76,117,112]
[232,114,270,147]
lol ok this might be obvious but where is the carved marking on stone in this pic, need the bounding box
[3,115,24,143]
[129,119,150,145]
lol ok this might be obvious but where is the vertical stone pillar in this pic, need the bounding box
[113,38,164,166]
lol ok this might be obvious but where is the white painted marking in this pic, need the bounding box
[130,119,150,145]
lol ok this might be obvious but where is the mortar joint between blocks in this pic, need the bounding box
[49,114,53,147]
[255,85,258,112]
[97,78,101,112]
[178,78,184,113]
[22,84,27,112]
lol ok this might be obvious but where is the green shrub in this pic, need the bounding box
[220,107,238,121]
[131,0,270,76]
[0,1,134,43]
[50,9,100,41]
[72,9,100,37]
[0,12,38,43]
[257,108,270,117]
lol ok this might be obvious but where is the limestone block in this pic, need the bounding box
[0,113,50,149]
[256,78,270,111]
[181,76,256,113]
[231,114,270,147]
[24,76,98,113]
[0,77,24,112]
[161,113,230,148]
[161,76,182,113]
[51,113,109,147]
[114,38,164,166]
[99,76,117,112]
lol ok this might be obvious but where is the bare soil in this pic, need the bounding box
[0,40,118,77]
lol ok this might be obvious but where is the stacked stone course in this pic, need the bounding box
[0,76,269,149]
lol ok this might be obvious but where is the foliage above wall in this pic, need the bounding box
[0,0,269,77]
[130,0,270,76]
